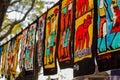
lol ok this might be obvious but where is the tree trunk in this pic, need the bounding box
[0,0,11,30]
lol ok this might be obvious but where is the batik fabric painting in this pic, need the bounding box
[25,23,36,71]
[19,29,28,71]
[43,3,59,75]
[96,0,120,72]
[11,35,21,75]
[37,14,46,67]
[74,0,95,77]
[1,42,10,76]
[0,46,3,65]
[57,0,74,69]
[7,39,15,75]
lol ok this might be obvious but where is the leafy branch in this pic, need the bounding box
[0,0,35,41]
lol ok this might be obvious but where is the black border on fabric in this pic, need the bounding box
[92,0,98,58]
[97,51,120,72]
[43,1,60,75]
[33,20,38,77]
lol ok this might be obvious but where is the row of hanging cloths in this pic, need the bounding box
[0,35,21,79]
[0,23,37,79]
[1,0,120,79]
[42,0,120,77]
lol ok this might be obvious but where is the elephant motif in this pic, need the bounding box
[77,0,89,17]
[76,15,92,51]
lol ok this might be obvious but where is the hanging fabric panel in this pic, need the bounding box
[0,46,3,65]
[19,29,28,71]
[25,23,36,71]
[96,0,120,72]
[11,35,22,75]
[43,3,59,75]
[7,39,15,75]
[1,42,10,76]
[74,0,95,77]
[57,0,74,69]
[37,13,46,67]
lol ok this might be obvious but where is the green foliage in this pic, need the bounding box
[1,0,44,44]
[12,23,22,34]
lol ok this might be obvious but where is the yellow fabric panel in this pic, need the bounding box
[1,44,8,74]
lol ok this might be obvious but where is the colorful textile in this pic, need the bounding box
[37,14,46,67]
[1,42,10,76]
[25,23,36,71]
[11,35,21,75]
[19,29,28,71]
[0,46,3,64]
[7,39,15,75]
[43,3,59,75]
[57,0,74,69]
[96,0,120,72]
[74,0,95,77]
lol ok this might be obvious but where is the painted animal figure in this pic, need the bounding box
[77,0,89,17]
[76,15,92,50]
